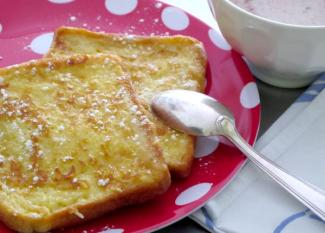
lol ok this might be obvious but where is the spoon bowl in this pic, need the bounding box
[152,90,234,136]
[151,89,325,221]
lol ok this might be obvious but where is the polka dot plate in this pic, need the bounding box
[0,0,260,232]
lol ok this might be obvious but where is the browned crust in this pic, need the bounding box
[0,172,170,233]
[1,55,89,73]
[0,55,171,233]
[46,26,207,64]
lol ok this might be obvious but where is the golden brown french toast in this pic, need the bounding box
[47,27,207,177]
[0,54,170,233]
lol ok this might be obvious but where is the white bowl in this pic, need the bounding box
[208,0,325,88]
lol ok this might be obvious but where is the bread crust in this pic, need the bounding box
[0,173,170,233]
[47,27,207,67]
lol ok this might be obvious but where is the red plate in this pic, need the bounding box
[0,0,260,232]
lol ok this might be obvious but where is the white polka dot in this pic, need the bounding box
[105,0,138,15]
[194,136,219,158]
[161,6,189,31]
[0,23,2,33]
[99,229,124,233]
[48,0,74,3]
[175,183,212,206]
[240,82,260,109]
[155,2,162,9]
[30,32,54,55]
[208,28,231,50]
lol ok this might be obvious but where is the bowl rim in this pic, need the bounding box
[212,0,325,29]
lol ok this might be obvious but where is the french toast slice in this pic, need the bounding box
[46,27,207,177]
[0,54,171,233]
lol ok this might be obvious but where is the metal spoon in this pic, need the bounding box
[151,89,325,221]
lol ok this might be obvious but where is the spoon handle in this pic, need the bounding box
[219,116,325,221]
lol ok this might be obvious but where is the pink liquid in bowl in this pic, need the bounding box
[230,0,325,26]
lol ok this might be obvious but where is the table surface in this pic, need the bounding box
[154,1,307,232]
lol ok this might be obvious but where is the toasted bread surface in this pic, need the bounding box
[47,27,207,177]
[0,54,170,232]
